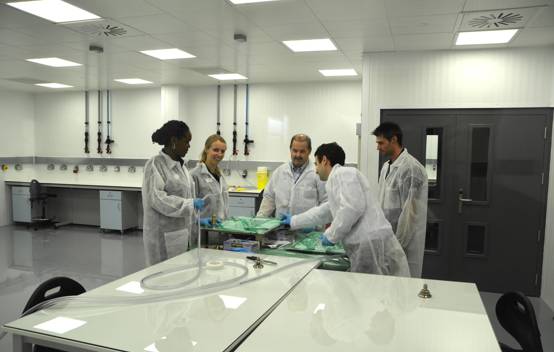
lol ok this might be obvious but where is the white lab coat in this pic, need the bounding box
[291,165,409,276]
[257,161,326,218]
[142,151,196,266]
[377,149,428,278]
[190,163,229,220]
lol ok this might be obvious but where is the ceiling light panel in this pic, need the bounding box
[26,57,81,67]
[282,38,337,52]
[456,29,518,45]
[35,83,73,88]
[319,69,358,77]
[7,0,100,23]
[229,0,279,4]
[208,73,248,80]
[114,78,153,85]
[140,48,196,60]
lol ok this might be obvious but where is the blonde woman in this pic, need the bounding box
[190,134,229,226]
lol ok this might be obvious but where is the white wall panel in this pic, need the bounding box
[0,90,34,226]
[361,46,554,308]
[185,81,362,164]
[34,89,162,158]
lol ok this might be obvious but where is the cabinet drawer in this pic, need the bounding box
[100,190,122,200]
[228,196,255,208]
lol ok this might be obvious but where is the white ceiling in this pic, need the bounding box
[0,0,553,91]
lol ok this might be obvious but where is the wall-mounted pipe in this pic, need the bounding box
[243,83,254,156]
[84,91,90,154]
[97,90,103,154]
[232,84,238,156]
[216,85,221,136]
[105,90,114,154]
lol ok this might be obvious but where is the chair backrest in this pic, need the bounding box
[495,291,544,352]
[23,277,85,314]
[30,179,42,201]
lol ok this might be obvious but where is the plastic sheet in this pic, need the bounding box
[285,231,346,255]
[204,216,281,235]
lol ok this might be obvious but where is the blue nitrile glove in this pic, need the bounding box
[193,198,205,210]
[215,218,223,226]
[301,227,315,234]
[280,213,291,226]
[199,218,211,226]
[320,234,334,247]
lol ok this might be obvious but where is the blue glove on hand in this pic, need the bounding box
[193,198,205,210]
[199,218,211,226]
[301,227,315,234]
[280,213,292,226]
[320,234,334,247]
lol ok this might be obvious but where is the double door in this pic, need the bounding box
[381,108,552,295]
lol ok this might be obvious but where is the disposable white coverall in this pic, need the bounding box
[257,161,326,218]
[190,163,229,220]
[142,151,196,266]
[377,149,428,278]
[290,164,409,276]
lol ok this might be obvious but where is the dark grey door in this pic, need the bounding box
[380,108,552,296]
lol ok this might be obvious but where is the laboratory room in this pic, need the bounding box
[1,0,554,351]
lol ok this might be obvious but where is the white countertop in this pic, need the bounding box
[3,249,318,352]
[236,269,501,352]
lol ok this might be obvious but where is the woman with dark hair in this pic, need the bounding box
[142,120,205,266]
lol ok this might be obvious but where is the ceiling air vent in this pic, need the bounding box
[459,7,541,31]
[61,19,141,38]
[468,12,523,28]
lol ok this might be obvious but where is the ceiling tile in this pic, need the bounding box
[263,22,329,41]
[334,37,395,53]
[386,0,465,17]
[322,19,391,38]
[463,0,549,12]
[459,7,539,31]
[118,14,194,35]
[69,0,164,19]
[510,26,554,46]
[236,1,319,26]
[393,32,455,50]
[306,0,387,21]
[390,14,459,34]
[527,5,554,27]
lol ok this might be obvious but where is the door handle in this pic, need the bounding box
[458,188,472,214]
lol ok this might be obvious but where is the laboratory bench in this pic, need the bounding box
[3,249,500,352]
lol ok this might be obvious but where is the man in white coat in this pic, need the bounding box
[374,122,428,278]
[282,142,409,276]
[257,134,326,218]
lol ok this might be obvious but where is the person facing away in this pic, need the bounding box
[282,142,409,276]
[373,122,428,278]
[190,134,229,226]
[256,133,326,218]
[142,120,205,266]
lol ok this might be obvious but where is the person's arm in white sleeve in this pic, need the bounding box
[324,172,366,244]
[394,168,427,247]
[316,178,327,205]
[290,202,332,229]
[146,162,194,218]
[256,176,276,217]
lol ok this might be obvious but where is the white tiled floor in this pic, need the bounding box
[0,224,552,352]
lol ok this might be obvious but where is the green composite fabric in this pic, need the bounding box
[203,216,282,235]
[283,231,346,255]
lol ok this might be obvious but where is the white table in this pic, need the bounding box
[3,249,318,352]
[236,269,501,352]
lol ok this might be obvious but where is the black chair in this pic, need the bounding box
[495,291,544,352]
[29,179,56,230]
[23,277,86,352]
